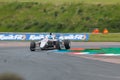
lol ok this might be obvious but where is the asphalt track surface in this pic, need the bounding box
[0,42,120,80]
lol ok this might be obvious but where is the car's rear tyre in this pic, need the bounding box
[56,41,61,50]
[64,40,70,49]
[30,41,36,51]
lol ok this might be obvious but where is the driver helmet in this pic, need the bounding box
[50,33,52,35]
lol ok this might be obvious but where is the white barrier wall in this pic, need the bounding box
[0,33,89,41]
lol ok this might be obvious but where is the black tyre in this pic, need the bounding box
[30,41,36,51]
[64,40,70,49]
[55,41,61,50]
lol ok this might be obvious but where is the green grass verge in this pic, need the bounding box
[0,0,120,4]
[89,33,120,42]
[0,2,120,33]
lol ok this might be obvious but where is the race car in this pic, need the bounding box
[30,34,71,51]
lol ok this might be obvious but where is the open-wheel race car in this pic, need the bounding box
[30,34,71,51]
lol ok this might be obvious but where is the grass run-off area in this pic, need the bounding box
[0,2,120,32]
[0,0,120,34]
[0,0,120,4]
[89,33,120,42]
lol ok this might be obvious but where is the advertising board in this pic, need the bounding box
[0,33,89,41]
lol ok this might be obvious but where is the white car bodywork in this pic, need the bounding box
[30,35,70,51]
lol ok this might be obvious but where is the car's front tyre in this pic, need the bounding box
[30,41,36,51]
[56,41,61,50]
[64,40,70,49]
